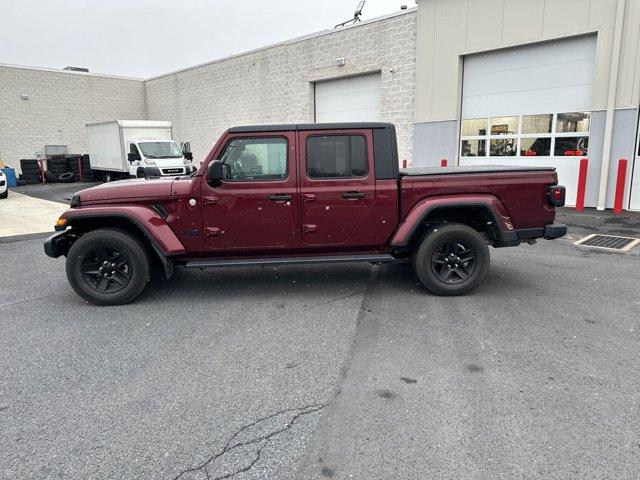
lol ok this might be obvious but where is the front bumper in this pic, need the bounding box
[44,230,74,258]
[543,223,568,240]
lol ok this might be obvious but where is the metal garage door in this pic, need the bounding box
[315,73,382,123]
[459,35,597,206]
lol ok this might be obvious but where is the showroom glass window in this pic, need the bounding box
[460,112,590,158]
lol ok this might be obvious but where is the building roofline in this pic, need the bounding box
[146,7,417,81]
[0,63,144,81]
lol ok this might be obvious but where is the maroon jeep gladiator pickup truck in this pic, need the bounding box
[44,122,567,305]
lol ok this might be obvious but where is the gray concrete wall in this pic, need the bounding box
[145,10,417,164]
[0,66,145,170]
[607,108,638,209]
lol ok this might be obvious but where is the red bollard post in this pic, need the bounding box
[575,158,588,211]
[441,159,448,167]
[77,157,83,183]
[613,159,628,214]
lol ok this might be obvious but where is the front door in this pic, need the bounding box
[201,132,298,252]
[298,130,376,246]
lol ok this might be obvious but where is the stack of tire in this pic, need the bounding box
[46,155,75,183]
[19,159,42,185]
[66,154,94,182]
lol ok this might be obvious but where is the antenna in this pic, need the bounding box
[334,0,366,29]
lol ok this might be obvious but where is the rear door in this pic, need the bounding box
[200,132,298,252]
[298,129,376,246]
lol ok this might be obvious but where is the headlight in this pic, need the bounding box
[144,160,156,166]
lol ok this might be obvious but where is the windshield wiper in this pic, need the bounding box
[158,155,182,159]
[144,155,159,159]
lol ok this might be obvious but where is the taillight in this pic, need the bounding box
[547,185,566,207]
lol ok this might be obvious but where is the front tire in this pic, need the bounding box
[412,223,490,296]
[65,228,150,305]
[0,189,7,199]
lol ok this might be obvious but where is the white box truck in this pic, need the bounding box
[86,120,194,181]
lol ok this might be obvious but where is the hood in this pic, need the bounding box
[75,177,181,204]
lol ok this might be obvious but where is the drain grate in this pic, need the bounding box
[574,234,640,251]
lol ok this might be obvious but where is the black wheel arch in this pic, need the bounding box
[404,203,520,253]
[57,215,174,279]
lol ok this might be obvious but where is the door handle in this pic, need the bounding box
[203,196,218,206]
[302,193,316,203]
[268,194,292,202]
[341,191,365,199]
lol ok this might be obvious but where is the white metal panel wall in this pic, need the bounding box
[315,73,382,122]
[462,35,597,118]
[86,123,126,172]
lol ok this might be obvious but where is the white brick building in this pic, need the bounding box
[0,66,145,165]
[0,9,417,169]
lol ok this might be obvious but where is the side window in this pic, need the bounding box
[219,137,287,182]
[129,143,140,155]
[306,135,367,179]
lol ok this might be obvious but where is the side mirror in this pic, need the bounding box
[183,151,193,161]
[128,152,141,163]
[208,160,224,186]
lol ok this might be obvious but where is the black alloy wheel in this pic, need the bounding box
[81,246,132,293]
[412,223,490,296]
[66,228,150,305]
[430,239,477,284]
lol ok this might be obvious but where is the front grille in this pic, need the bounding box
[574,234,640,251]
[162,168,184,175]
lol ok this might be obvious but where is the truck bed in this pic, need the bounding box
[399,165,559,230]
[400,165,556,176]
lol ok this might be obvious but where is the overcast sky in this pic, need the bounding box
[0,0,411,78]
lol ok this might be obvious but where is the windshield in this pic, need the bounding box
[137,141,183,159]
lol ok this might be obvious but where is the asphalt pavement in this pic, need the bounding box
[1,197,639,479]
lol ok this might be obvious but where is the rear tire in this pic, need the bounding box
[412,223,490,296]
[65,228,150,305]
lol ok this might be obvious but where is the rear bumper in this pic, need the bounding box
[543,223,568,240]
[514,223,567,241]
[44,230,74,258]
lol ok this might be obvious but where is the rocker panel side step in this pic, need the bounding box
[184,254,396,269]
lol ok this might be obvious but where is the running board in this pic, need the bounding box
[184,254,396,269]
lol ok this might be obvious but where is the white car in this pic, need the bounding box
[0,169,8,199]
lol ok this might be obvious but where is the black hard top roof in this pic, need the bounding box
[228,122,392,133]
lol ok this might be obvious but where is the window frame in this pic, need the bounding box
[460,112,591,159]
[218,136,289,183]
[304,134,369,180]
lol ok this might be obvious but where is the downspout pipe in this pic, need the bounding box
[597,0,626,210]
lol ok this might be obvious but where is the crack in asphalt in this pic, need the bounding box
[0,293,64,309]
[173,404,327,480]
[172,265,383,480]
[312,290,365,308]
